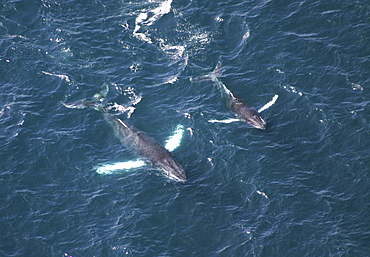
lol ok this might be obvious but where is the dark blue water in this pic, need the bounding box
[1,0,369,256]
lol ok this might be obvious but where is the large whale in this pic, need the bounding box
[102,113,186,182]
[63,87,187,182]
[192,63,267,130]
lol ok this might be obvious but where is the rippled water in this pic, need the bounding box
[1,0,369,256]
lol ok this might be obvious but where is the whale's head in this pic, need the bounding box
[159,157,187,182]
[230,97,267,130]
[246,113,267,130]
[238,107,267,130]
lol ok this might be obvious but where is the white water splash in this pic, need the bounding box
[42,71,71,83]
[164,76,178,84]
[105,86,142,118]
[351,82,363,91]
[159,38,186,60]
[146,0,172,26]
[108,103,138,119]
[242,29,251,40]
[281,85,303,96]
[134,13,152,43]
[158,39,189,84]
[258,94,279,113]
[133,0,173,43]
[256,190,269,199]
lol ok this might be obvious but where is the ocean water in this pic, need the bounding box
[1,0,369,256]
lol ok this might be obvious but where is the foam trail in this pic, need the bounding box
[96,124,185,175]
[258,94,278,113]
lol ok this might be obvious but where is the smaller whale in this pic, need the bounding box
[192,63,267,130]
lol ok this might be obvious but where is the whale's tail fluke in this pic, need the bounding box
[190,61,222,82]
[212,61,223,78]
[62,84,109,112]
[191,62,234,100]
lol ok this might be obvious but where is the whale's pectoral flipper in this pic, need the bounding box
[208,118,240,124]
[258,94,279,113]
[165,124,185,152]
[96,159,147,175]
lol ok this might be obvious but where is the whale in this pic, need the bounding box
[102,113,186,182]
[192,63,267,130]
[96,124,185,175]
[63,86,186,182]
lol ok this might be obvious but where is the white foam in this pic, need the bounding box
[351,82,363,91]
[42,71,71,83]
[133,0,173,43]
[281,85,303,96]
[133,13,152,43]
[165,76,178,84]
[106,87,142,118]
[146,0,173,26]
[256,190,269,199]
[242,29,251,40]
[159,39,186,60]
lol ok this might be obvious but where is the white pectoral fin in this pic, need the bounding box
[165,124,185,152]
[208,118,240,124]
[96,159,146,175]
[258,94,278,113]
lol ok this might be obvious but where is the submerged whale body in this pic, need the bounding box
[63,87,186,182]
